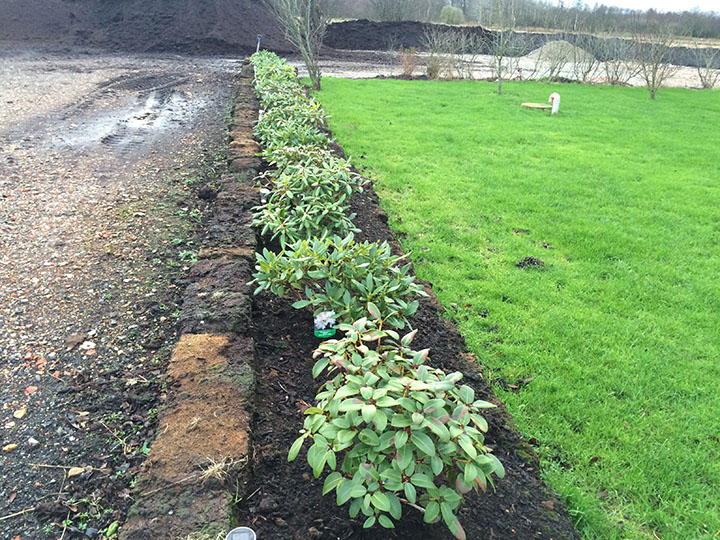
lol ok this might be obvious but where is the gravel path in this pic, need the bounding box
[0,46,241,539]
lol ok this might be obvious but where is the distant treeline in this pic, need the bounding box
[329,0,720,39]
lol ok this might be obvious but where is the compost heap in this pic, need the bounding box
[0,0,292,54]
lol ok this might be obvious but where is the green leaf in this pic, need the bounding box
[339,398,363,412]
[464,462,478,485]
[304,407,323,415]
[411,473,435,489]
[371,492,391,512]
[411,432,436,457]
[430,456,444,476]
[394,430,408,449]
[401,329,418,346]
[350,483,368,498]
[396,445,413,470]
[363,516,376,528]
[458,434,478,460]
[427,418,451,442]
[424,501,440,523]
[367,302,381,319]
[323,471,343,495]
[336,479,353,505]
[292,299,311,309]
[403,481,417,504]
[374,410,388,432]
[361,403,377,424]
[378,514,395,529]
[288,436,305,462]
[452,518,467,540]
[349,498,362,517]
[387,492,403,520]
[312,357,329,378]
[441,502,456,532]
[459,385,475,404]
[358,428,380,446]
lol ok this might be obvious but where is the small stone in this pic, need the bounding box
[2,443,18,452]
[308,527,322,539]
[28,437,40,447]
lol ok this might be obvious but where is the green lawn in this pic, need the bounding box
[316,78,720,539]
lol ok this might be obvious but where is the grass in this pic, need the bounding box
[316,78,720,539]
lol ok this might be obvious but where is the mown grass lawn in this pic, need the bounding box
[316,78,720,539]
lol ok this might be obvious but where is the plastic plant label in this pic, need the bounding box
[226,527,256,540]
[314,310,337,338]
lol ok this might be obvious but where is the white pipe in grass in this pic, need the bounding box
[549,92,560,115]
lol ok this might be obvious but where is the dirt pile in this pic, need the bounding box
[0,0,292,54]
[523,39,595,62]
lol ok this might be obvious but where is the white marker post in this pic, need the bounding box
[549,92,560,115]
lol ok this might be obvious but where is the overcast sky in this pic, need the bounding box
[563,0,718,13]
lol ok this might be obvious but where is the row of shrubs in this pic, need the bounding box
[249,51,505,539]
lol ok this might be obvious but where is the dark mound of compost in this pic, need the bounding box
[0,0,292,54]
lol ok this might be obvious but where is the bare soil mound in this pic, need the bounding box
[0,0,292,54]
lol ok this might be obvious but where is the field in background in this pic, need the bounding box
[317,79,720,539]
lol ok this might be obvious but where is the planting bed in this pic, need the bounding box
[238,191,579,538]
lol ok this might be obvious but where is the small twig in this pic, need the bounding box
[30,463,75,470]
[30,463,106,474]
[99,420,131,455]
[59,510,71,540]
[138,474,198,498]
[246,487,261,501]
[56,471,67,503]
[0,507,36,522]
[398,497,426,514]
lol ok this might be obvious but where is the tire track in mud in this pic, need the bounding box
[0,69,200,161]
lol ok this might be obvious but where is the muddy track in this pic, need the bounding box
[0,49,241,540]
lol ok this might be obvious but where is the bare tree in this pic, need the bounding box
[422,26,456,79]
[692,42,720,89]
[598,36,641,86]
[263,0,332,91]
[369,0,416,21]
[569,33,601,83]
[486,0,518,94]
[633,20,679,99]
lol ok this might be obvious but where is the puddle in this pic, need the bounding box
[52,91,205,153]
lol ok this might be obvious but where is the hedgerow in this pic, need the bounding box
[251,234,427,328]
[290,315,505,537]
[251,50,366,245]
[249,51,503,539]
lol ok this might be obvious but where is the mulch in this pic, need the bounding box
[236,174,580,538]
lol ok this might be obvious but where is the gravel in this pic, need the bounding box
[0,45,241,538]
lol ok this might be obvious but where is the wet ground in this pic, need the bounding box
[0,46,242,538]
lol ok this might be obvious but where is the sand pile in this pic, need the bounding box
[523,39,596,62]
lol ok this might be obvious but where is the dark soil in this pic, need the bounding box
[324,19,714,68]
[0,0,291,54]
[516,257,546,270]
[1,2,712,68]
[239,187,579,539]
